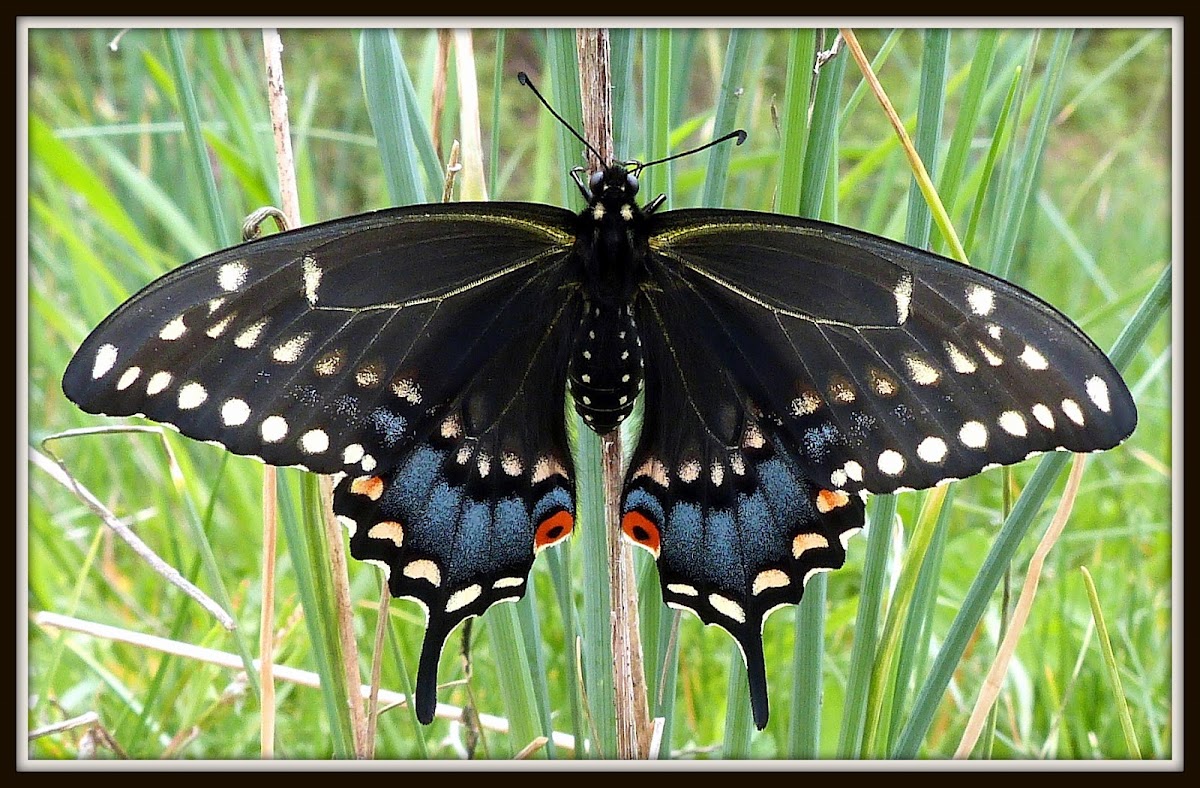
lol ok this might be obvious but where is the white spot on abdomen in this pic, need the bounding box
[92,344,118,380]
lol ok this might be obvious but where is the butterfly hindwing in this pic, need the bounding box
[622,281,865,730]
[333,279,581,722]
[646,209,1137,496]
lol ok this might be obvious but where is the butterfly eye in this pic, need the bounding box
[625,172,640,195]
[589,171,604,194]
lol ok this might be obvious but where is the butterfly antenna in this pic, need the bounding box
[632,129,748,175]
[518,71,606,166]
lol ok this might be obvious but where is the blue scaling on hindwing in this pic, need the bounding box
[326,412,573,724]
[621,419,867,731]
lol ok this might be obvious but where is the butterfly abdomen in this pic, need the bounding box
[568,300,644,433]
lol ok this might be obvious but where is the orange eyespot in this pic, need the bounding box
[816,489,850,513]
[621,510,661,555]
[534,510,574,551]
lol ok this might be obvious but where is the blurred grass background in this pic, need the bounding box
[25,26,1172,760]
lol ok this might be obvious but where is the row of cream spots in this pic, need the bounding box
[786,341,1052,420]
[662,529,858,626]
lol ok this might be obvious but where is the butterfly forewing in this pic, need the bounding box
[645,209,1137,495]
[63,203,579,477]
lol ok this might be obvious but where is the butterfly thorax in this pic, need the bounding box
[568,165,649,434]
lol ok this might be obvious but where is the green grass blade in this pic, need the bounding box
[164,30,231,248]
[1079,566,1143,758]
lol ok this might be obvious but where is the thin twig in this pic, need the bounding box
[31,441,233,629]
[954,454,1088,758]
[576,27,652,760]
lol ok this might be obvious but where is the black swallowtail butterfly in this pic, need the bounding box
[61,72,1136,731]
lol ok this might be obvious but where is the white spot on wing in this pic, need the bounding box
[966,284,995,316]
[894,273,913,324]
[1062,398,1085,426]
[1020,345,1049,370]
[493,577,525,590]
[791,391,821,416]
[1085,376,1111,413]
[976,341,1004,367]
[945,342,977,374]
[998,410,1028,437]
[302,256,322,305]
[177,382,207,410]
[708,593,746,624]
[446,584,482,613]
[92,344,119,379]
[159,315,187,341]
[234,319,268,349]
[261,415,288,443]
[342,443,365,465]
[878,449,905,476]
[206,314,234,338]
[335,514,358,537]
[916,436,948,464]
[116,366,141,390]
[218,261,249,292]
[752,569,790,595]
[404,559,441,587]
[222,398,251,426]
[667,583,699,596]
[1032,403,1055,429]
[904,354,940,385]
[959,420,988,448]
[844,460,864,482]
[368,520,404,547]
[272,333,311,363]
[301,429,329,454]
[146,371,172,396]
